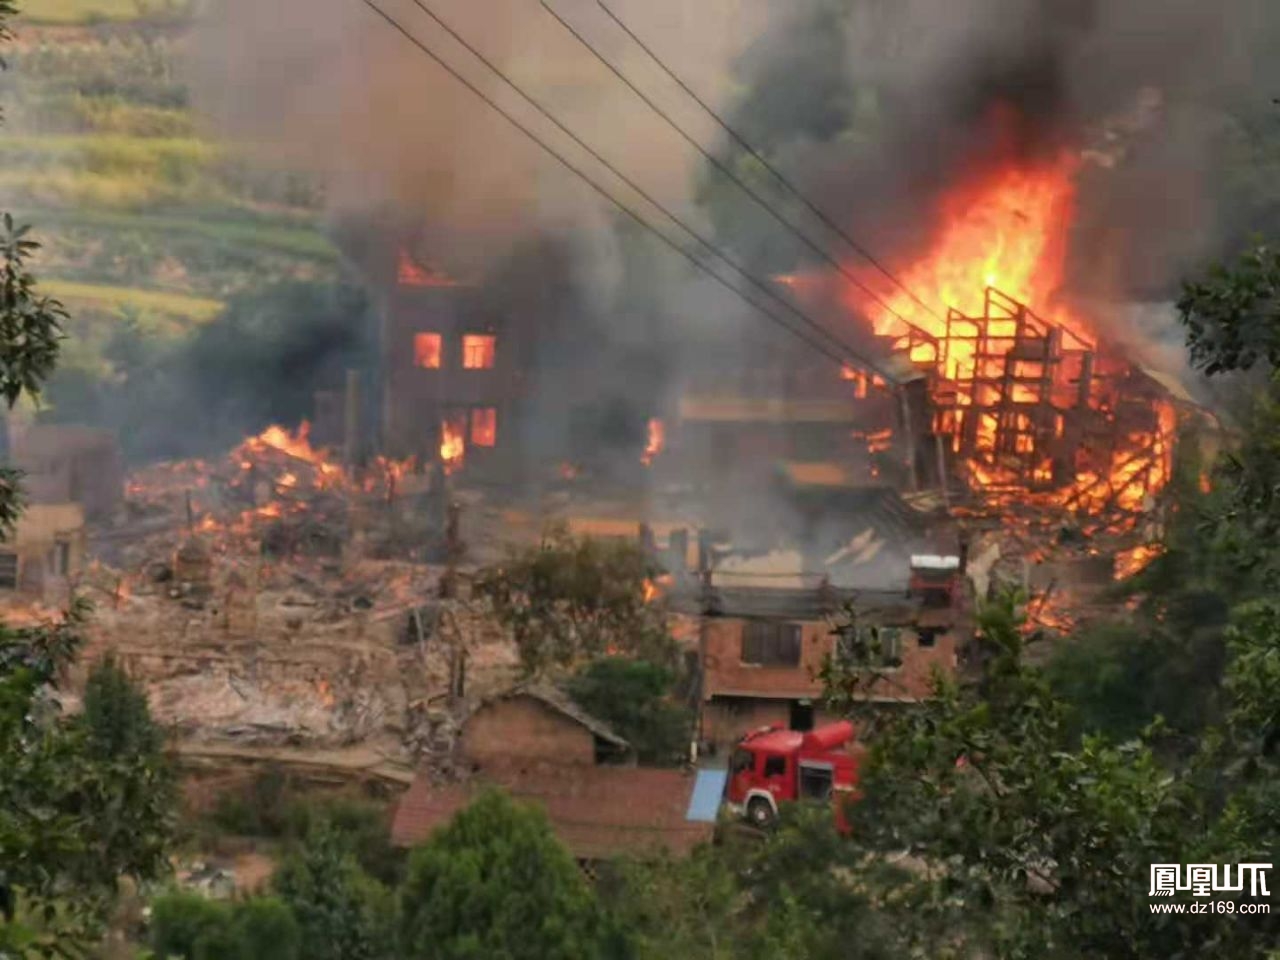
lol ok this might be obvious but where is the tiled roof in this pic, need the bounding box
[506,683,630,750]
[391,764,714,860]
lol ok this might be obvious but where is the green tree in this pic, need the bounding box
[1,602,176,953]
[281,794,405,887]
[567,658,692,765]
[826,593,1280,958]
[1179,243,1280,375]
[148,893,229,960]
[474,525,674,673]
[82,652,164,759]
[228,897,301,960]
[273,826,394,960]
[399,790,620,960]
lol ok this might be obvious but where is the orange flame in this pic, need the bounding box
[864,151,1086,372]
[641,418,665,467]
[641,573,672,604]
[833,132,1178,517]
[1115,543,1162,580]
[239,421,345,488]
[440,417,466,475]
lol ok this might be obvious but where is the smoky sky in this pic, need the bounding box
[722,0,1280,302]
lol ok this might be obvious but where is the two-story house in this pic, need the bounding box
[671,528,966,754]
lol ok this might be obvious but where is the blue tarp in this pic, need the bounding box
[686,769,728,823]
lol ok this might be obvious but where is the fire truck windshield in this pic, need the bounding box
[730,748,754,774]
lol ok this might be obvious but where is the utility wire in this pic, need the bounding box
[540,0,937,341]
[369,0,896,381]
[596,0,946,323]
[400,0,890,379]
[355,0,890,379]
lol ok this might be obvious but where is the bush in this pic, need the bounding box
[400,790,621,959]
[281,795,404,887]
[229,897,301,960]
[568,658,693,766]
[149,892,229,960]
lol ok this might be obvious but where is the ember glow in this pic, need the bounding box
[1115,543,1162,580]
[866,152,1084,364]
[641,418,665,467]
[828,138,1178,525]
[239,422,344,489]
[440,416,466,474]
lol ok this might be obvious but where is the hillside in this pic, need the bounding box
[0,0,343,419]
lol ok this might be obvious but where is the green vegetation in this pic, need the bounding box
[0,3,337,423]
[475,525,676,673]
[273,827,396,960]
[21,0,190,25]
[41,278,223,320]
[149,893,301,960]
[568,658,693,766]
[399,790,621,960]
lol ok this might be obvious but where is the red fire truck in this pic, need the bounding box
[725,720,862,829]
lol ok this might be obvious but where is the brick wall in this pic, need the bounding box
[702,616,958,704]
[460,696,597,769]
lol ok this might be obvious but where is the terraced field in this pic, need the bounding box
[3,1,337,352]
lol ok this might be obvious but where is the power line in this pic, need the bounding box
[539,0,937,342]
[398,0,891,379]
[376,0,897,381]
[355,0,887,379]
[596,0,946,323]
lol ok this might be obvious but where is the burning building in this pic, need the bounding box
[373,243,519,478]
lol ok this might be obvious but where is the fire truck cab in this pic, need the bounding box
[725,720,861,829]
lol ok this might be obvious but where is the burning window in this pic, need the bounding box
[440,412,467,474]
[461,334,496,370]
[413,333,442,369]
[741,621,802,667]
[470,407,497,447]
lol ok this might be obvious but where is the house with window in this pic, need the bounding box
[0,502,86,599]
[375,245,529,475]
[668,507,966,754]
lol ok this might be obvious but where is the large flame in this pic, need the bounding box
[440,418,466,475]
[834,140,1177,525]
[863,152,1087,374]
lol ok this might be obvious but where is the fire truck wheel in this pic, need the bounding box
[746,797,776,829]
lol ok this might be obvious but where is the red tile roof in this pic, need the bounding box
[391,763,714,860]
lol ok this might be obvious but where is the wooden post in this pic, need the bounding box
[343,369,360,467]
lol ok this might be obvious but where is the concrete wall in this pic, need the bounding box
[460,696,597,770]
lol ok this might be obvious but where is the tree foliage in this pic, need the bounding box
[567,657,692,765]
[1179,244,1280,375]
[399,790,620,960]
[816,592,1280,959]
[272,826,395,960]
[148,892,227,960]
[149,894,300,960]
[1,606,176,955]
[474,525,673,674]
